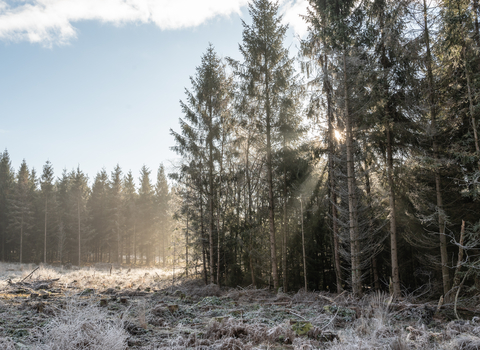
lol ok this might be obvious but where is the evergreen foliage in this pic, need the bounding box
[3,0,480,299]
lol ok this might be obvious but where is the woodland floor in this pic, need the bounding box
[0,263,479,349]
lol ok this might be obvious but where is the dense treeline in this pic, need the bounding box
[0,152,173,266]
[3,0,480,299]
[170,0,480,298]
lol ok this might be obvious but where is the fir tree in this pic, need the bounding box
[155,164,170,266]
[10,160,33,264]
[123,170,137,265]
[0,150,14,261]
[234,0,295,290]
[138,165,154,265]
[171,44,231,283]
[109,165,124,263]
[40,160,55,264]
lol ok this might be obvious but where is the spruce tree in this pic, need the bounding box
[171,44,231,284]
[55,169,70,264]
[70,167,89,265]
[303,0,363,295]
[0,150,14,261]
[10,160,33,264]
[364,0,418,297]
[109,165,124,263]
[88,169,109,262]
[235,0,294,290]
[40,160,55,264]
[123,170,137,265]
[138,166,155,265]
[155,164,170,266]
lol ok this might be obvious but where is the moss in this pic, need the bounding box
[292,321,312,336]
[323,304,356,321]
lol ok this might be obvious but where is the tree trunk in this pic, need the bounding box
[185,216,189,277]
[300,198,307,291]
[117,220,121,264]
[78,198,81,266]
[200,193,208,285]
[453,221,465,288]
[217,135,224,285]
[372,257,380,291]
[465,61,480,160]
[325,53,342,293]
[423,0,451,295]
[44,198,47,264]
[208,105,215,284]
[387,128,401,297]
[344,53,361,296]
[133,222,136,265]
[20,217,23,264]
[473,0,480,72]
[265,71,279,291]
[246,139,256,287]
[283,139,288,292]
[364,154,380,291]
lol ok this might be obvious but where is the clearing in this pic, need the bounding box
[0,263,479,349]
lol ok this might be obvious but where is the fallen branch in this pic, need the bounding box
[318,294,335,303]
[333,290,347,302]
[321,308,339,330]
[20,266,39,283]
[288,310,307,320]
[318,291,347,304]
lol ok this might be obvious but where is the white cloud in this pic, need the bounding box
[0,0,249,45]
[0,0,310,46]
[279,0,309,38]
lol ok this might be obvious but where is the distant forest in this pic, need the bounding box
[2,0,480,300]
[0,155,172,267]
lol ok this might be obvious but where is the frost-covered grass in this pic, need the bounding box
[0,262,480,349]
[0,262,175,291]
[31,297,128,350]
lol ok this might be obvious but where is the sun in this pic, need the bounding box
[334,130,343,141]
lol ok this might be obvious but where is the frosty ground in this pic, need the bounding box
[0,263,479,349]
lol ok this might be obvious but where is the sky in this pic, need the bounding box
[0,0,309,185]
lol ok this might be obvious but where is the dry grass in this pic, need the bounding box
[31,297,128,350]
[0,262,480,349]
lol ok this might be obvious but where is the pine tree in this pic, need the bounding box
[235,0,295,290]
[10,160,34,264]
[304,0,364,295]
[123,170,137,265]
[88,169,109,262]
[155,164,170,266]
[172,44,231,283]
[40,160,55,264]
[138,166,154,265]
[416,0,451,297]
[70,167,89,265]
[109,165,124,263]
[55,169,70,264]
[364,0,418,297]
[0,150,14,261]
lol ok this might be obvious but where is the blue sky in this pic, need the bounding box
[0,0,308,184]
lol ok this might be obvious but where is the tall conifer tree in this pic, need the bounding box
[138,166,154,265]
[10,160,33,264]
[0,151,14,261]
[172,44,231,284]
[155,164,170,265]
[235,0,294,290]
[110,165,124,263]
[40,160,55,264]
